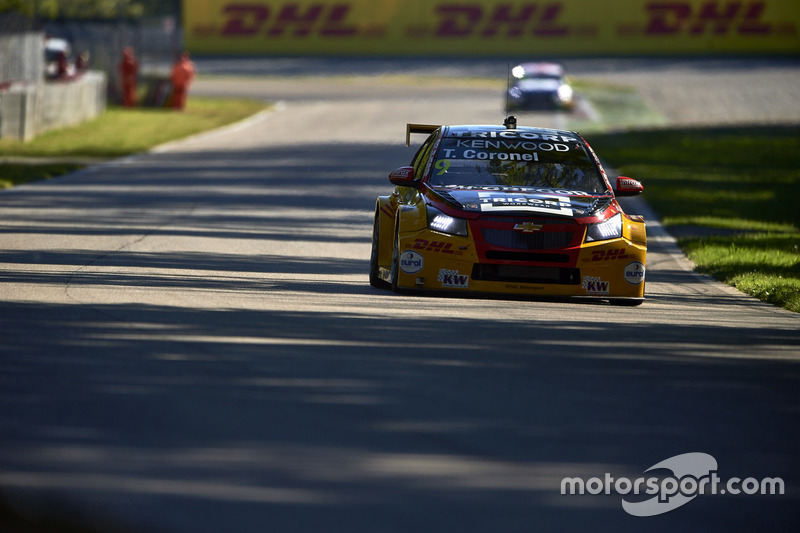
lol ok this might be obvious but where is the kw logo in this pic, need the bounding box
[439,269,469,288]
[582,275,609,295]
[514,222,543,233]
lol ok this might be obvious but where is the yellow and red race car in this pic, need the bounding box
[369,118,647,305]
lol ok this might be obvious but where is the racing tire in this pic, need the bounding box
[610,298,644,306]
[369,210,390,290]
[390,218,402,293]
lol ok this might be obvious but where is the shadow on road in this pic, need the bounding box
[1,290,799,532]
[1,142,799,533]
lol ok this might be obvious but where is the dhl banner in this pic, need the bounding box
[183,0,800,55]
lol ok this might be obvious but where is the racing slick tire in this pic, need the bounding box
[390,218,403,293]
[369,210,390,289]
[610,298,644,306]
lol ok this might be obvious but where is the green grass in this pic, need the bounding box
[0,162,86,188]
[567,79,667,132]
[0,97,268,159]
[588,125,800,312]
[0,97,269,188]
[681,234,800,311]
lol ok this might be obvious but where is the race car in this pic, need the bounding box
[506,62,574,111]
[369,117,647,305]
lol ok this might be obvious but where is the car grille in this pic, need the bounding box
[480,228,574,250]
[479,217,572,224]
[472,264,580,285]
[485,251,570,263]
[513,93,559,109]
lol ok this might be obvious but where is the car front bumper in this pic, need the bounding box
[390,228,646,301]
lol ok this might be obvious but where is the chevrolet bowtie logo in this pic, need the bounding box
[514,222,543,232]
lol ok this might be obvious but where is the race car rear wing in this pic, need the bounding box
[406,123,440,146]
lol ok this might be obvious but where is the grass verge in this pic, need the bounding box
[0,162,86,189]
[567,79,667,132]
[587,125,800,313]
[0,97,269,188]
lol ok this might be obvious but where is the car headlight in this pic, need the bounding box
[585,213,622,242]
[557,84,573,103]
[427,206,468,236]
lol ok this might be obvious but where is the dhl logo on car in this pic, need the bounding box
[587,248,632,262]
[412,239,467,256]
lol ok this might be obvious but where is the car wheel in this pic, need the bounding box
[390,218,402,293]
[369,210,390,290]
[610,298,644,306]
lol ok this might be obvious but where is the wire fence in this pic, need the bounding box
[0,12,43,86]
[1,12,182,139]
[0,32,43,86]
[41,16,183,85]
[44,16,181,75]
[1,14,181,88]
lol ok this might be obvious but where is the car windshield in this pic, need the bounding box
[515,73,561,83]
[514,77,562,91]
[428,132,607,193]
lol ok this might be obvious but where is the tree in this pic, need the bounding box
[0,0,150,20]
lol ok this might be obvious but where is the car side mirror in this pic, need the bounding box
[615,176,644,196]
[389,166,419,188]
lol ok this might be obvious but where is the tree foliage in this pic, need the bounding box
[0,0,178,19]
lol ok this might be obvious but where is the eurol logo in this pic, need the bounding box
[624,261,646,285]
[399,250,423,274]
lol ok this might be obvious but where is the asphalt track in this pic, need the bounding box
[1,58,799,532]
